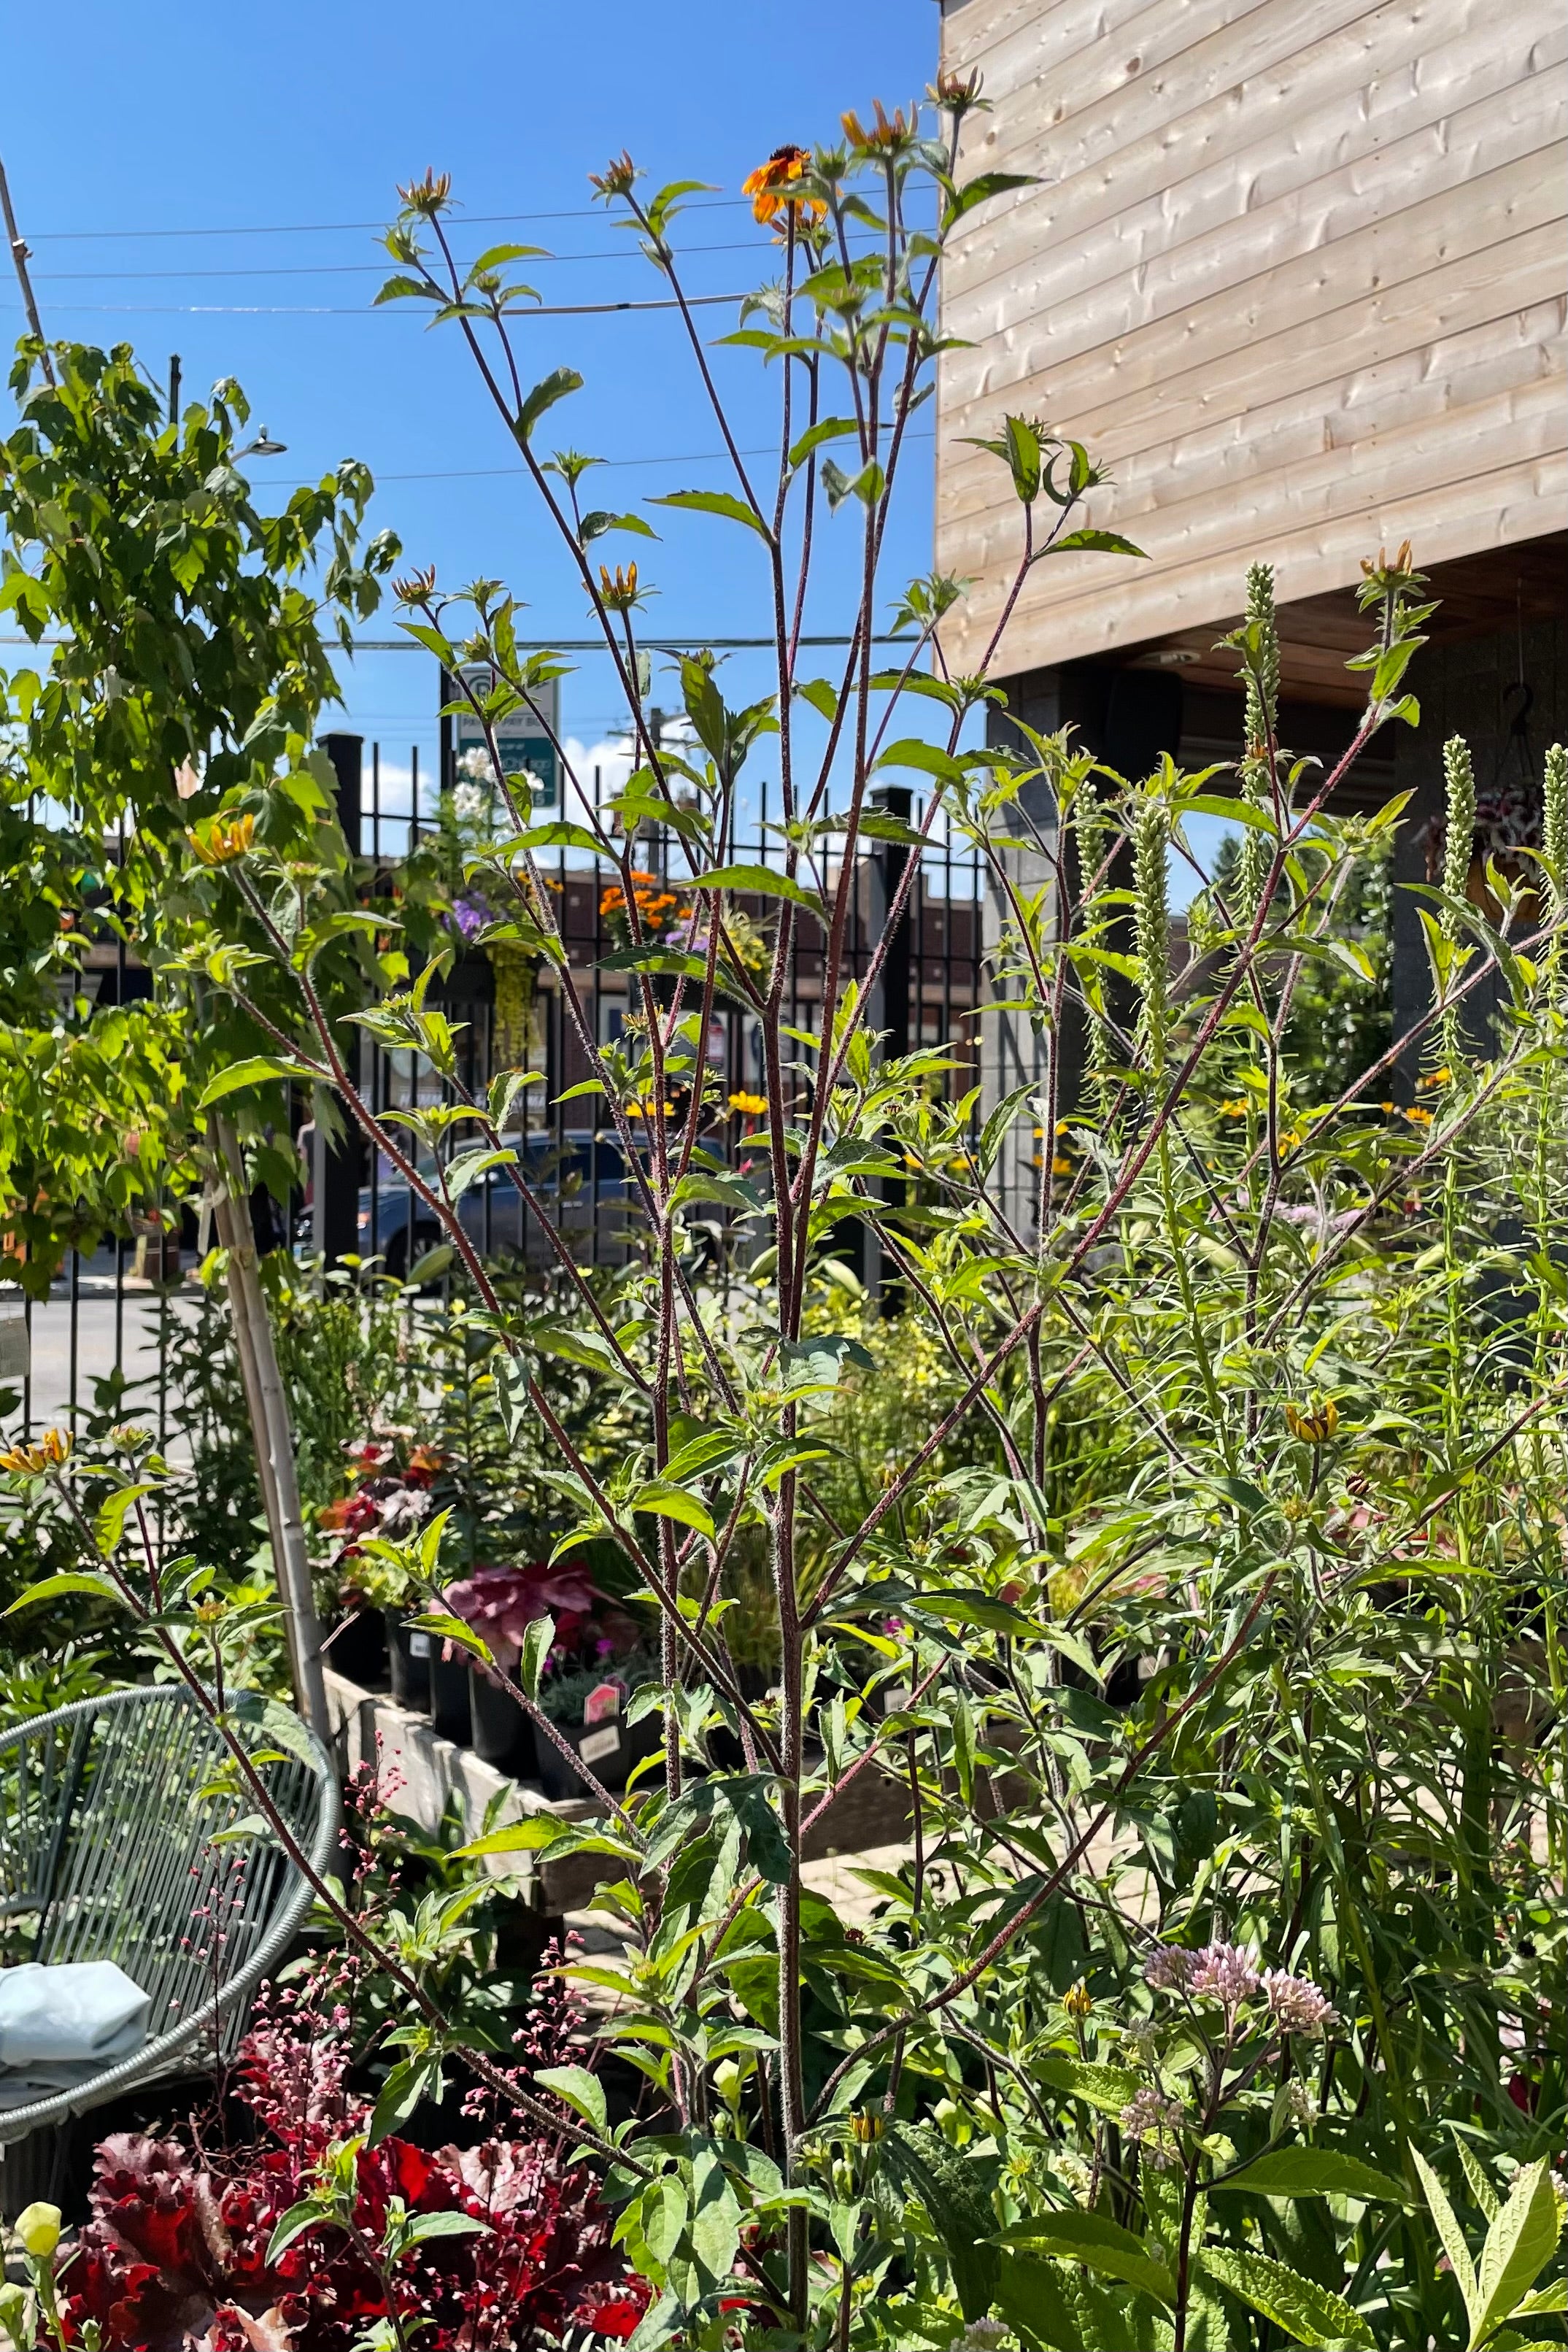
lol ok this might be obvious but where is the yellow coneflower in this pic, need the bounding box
[841,100,914,155]
[1404,1105,1435,1126]
[588,152,638,202]
[188,814,255,868]
[728,1090,768,1117]
[1051,1156,1073,1176]
[0,1428,72,1476]
[597,562,641,613]
[741,145,824,228]
[1062,1980,1093,2024]
[1285,1398,1339,1444]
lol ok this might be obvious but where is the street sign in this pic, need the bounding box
[449,666,561,811]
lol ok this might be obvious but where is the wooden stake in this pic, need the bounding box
[210,1119,330,1736]
[0,154,55,384]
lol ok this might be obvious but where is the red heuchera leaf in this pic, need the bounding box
[53,2022,641,2351]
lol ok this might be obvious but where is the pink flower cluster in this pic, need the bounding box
[1261,1968,1340,2037]
[1119,2086,1188,2170]
[1144,1942,1338,2037]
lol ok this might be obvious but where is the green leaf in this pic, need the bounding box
[884,2121,1001,2322]
[266,2199,332,2264]
[518,1612,555,1702]
[1218,2149,1413,2205]
[516,366,584,442]
[650,487,771,540]
[404,1611,491,1665]
[633,1482,716,1538]
[535,2062,608,2135]
[403,2210,490,2245]
[3,1570,125,1618]
[1472,2159,1562,2349]
[368,2051,442,2145]
[689,2149,742,2285]
[1194,2245,1373,2347]
[197,1055,304,1106]
[1413,2148,1480,2329]
[1044,528,1148,559]
[1029,2054,1142,2116]
[997,2210,1174,2305]
[875,738,966,780]
[690,862,825,914]
[579,509,658,545]
[942,170,1038,229]
[787,418,860,469]
[92,1481,160,1557]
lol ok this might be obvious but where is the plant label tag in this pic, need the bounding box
[408,1631,433,1658]
[583,1681,622,1727]
[884,1686,911,1714]
[579,1724,621,1766]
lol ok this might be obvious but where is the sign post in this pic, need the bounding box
[445,666,562,812]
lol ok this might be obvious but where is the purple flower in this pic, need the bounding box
[1262,1970,1340,2037]
[1146,1945,1198,1993]
[451,894,490,940]
[1119,2086,1187,2170]
[1189,1941,1262,2020]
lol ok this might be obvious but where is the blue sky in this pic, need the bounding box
[2,1,946,828]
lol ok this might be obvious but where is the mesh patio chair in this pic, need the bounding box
[0,1682,339,2143]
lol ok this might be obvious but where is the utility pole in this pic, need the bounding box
[0,153,55,382]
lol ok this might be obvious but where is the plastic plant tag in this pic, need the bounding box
[579,1724,621,1766]
[583,1681,622,1726]
[408,1631,433,1659]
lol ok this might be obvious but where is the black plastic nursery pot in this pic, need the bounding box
[467,1667,532,1773]
[385,1609,432,1712]
[429,1649,473,1745]
[530,1708,660,1802]
[325,1606,387,1689]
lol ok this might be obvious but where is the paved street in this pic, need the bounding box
[1,1284,201,1452]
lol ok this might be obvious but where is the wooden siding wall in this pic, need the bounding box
[935,0,1568,674]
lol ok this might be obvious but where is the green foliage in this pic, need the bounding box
[4,117,1567,2352]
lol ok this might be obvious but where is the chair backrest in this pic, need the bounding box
[0,1684,336,2056]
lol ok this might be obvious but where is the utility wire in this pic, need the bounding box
[4,290,751,318]
[26,198,752,242]
[32,239,771,282]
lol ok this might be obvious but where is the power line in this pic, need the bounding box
[26,199,752,243]
[3,633,915,652]
[4,290,752,319]
[278,427,932,487]
[32,239,768,282]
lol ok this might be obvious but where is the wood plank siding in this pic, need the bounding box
[935,0,1568,673]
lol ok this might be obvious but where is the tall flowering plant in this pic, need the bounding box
[6,77,1568,2352]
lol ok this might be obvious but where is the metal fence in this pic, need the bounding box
[1,735,985,1444]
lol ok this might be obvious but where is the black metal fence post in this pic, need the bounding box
[314,733,366,1269]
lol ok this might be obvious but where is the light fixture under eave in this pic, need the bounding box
[1129,647,1203,668]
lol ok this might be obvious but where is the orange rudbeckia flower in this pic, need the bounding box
[742,145,825,228]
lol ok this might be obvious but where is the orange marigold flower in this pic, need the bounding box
[741,145,825,228]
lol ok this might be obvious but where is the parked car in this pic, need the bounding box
[355,1130,638,1275]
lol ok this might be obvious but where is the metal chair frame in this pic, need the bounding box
[0,1683,339,2142]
